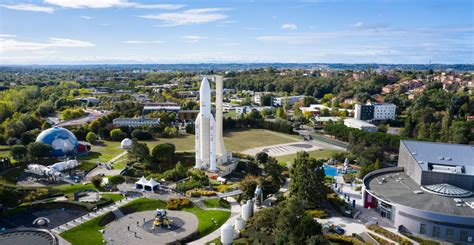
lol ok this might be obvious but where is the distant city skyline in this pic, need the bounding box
[0,0,473,64]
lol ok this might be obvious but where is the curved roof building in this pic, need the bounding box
[362,140,474,244]
[36,127,79,157]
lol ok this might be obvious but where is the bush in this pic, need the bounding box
[86,132,98,144]
[109,175,125,186]
[368,225,413,245]
[131,129,153,140]
[186,189,216,197]
[306,209,328,219]
[23,188,50,202]
[110,128,127,141]
[166,198,190,210]
[324,234,365,245]
[91,176,102,188]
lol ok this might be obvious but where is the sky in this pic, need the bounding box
[0,0,473,65]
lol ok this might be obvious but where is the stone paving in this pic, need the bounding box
[103,210,198,245]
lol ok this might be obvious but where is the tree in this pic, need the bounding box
[109,175,125,186]
[131,129,153,140]
[86,132,98,144]
[110,128,126,141]
[440,112,451,142]
[10,144,27,161]
[91,175,102,188]
[274,198,323,245]
[256,152,269,165]
[163,126,178,138]
[289,151,326,209]
[27,142,52,159]
[450,121,469,144]
[89,120,100,133]
[240,175,259,201]
[41,121,51,130]
[275,107,287,120]
[152,143,176,163]
[128,140,150,162]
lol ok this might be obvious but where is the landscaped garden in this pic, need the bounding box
[59,198,231,245]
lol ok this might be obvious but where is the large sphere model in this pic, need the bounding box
[36,127,79,157]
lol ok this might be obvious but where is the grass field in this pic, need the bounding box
[182,203,231,237]
[88,129,301,162]
[60,212,112,245]
[202,198,231,210]
[275,149,342,165]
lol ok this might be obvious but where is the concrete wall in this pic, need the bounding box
[398,142,423,185]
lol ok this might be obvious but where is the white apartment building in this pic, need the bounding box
[373,103,396,120]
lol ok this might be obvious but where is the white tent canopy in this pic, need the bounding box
[135,176,148,190]
[135,176,160,192]
[144,178,160,191]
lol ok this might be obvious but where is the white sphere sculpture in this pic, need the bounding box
[120,138,133,149]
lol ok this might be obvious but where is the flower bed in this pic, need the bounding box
[368,225,412,245]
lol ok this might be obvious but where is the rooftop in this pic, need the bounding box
[402,140,474,175]
[366,170,474,216]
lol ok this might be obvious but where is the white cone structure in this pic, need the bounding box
[215,75,227,161]
[195,77,217,171]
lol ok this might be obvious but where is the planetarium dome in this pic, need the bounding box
[36,127,79,157]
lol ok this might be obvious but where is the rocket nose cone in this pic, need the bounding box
[200,77,211,92]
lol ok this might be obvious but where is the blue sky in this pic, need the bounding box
[0,0,472,64]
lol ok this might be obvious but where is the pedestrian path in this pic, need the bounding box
[51,196,136,234]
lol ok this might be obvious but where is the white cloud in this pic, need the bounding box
[141,8,229,26]
[353,21,364,28]
[221,42,240,46]
[0,34,16,38]
[181,36,207,43]
[43,0,184,9]
[134,4,185,10]
[281,23,297,30]
[0,3,54,13]
[80,15,92,19]
[0,37,95,52]
[123,40,164,44]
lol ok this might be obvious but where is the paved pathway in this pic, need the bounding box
[187,197,241,245]
[242,141,323,157]
[104,210,198,245]
[50,196,136,235]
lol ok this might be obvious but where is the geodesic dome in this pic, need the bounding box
[121,138,133,149]
[36,127,78,157]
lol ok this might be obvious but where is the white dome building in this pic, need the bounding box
[120,138,133,150]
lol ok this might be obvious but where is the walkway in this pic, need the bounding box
[84,151,128,180]
[50,196,136,235]
[104,210,198,245]
[187,197,241,245]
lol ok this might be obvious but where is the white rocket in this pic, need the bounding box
[195,77,217,171]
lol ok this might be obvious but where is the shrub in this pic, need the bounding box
[306,209,328,219]
[166,198,190,210]
[368,225,413,245]
[61,108,85,120]
[131,129,153,140]
[324,234,365,245]
[110,128,127,141]
[23,188,50,202]
[186,189,216,197]
[368,233,391,245]
[109,175,125,186]
[91,175,102,188]
[86,132,98,144]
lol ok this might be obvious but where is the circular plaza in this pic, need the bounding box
[103,210,198,245]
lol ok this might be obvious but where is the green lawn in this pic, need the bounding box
[182,203,231,237]
[83,140,124,163]
[275,149,342,165]
[118,198,166,214]
[60,212,113,245]
[101,193,125,202]
[223,129,300,152]
[202,198,231,210]
[53,183,98,198]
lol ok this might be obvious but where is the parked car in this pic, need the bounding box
[332,226,345,235]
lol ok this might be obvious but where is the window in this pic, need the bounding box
[432,226,440,238]
[419,224,426,234]
[446,229,453,241]
[460,230,468,242]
